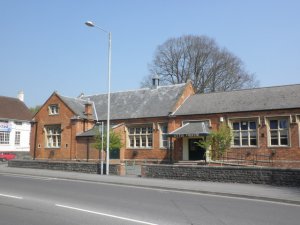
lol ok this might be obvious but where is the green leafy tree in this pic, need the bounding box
[29,105,41,115]
[93,129,122,152]
[197,123,232,160]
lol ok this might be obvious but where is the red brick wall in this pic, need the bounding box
[171,109,300,167]
[30,93,94,160]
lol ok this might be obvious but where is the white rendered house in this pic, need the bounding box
[0,91,32,153]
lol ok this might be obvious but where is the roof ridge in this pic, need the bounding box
[82,83,187,98]
[193,83,300,97]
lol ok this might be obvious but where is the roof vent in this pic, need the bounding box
[152,74,160,89]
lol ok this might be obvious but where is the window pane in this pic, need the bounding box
[241,131,248,138]
[271,138,278,145]
[270,120,278,129]
[270,130,279,145]
[234,138,240,146]
[241,122,248,130]
[161,124,168,133]
[233,132,240,146]
[242,138,249,146]
[136,128,141,134]
[141,136,146,147]
[250,131,256,139]
[15,131,21,145]
[130,137,134,147]
[270,130,278,139]
[241,131,248,146]
[148,136,152,147]
[250,139,257,146]
[249,122,256,130]
[129,128,134,134]
[135,137,140,147]
[147,127,153,134]
[279,119,288,129]
[280,130,288,138]
[141,127,146,134]
[280,137,288,145]
[232,122,240,130]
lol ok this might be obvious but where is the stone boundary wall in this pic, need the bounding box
[142,164,300,186]
[8,160,125,175]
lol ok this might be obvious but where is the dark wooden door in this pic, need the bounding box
[188,138,206,160]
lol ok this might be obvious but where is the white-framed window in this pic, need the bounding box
[0,131,10,144]
[48,104,59,115]
[127,125,153,148]
[268,118,289,146]
[45,125,61,148]
[15,131,21,145]
[159,123,168,148]
[231,121,257,147]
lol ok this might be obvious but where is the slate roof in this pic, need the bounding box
[174,84,300,116]
[86,84,187,120]
[0,96,32,121]
[58,95,88,119]
[59,83,188,120]
[168,122,210,137]
[76,125,100,137]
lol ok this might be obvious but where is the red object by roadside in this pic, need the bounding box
[0,152,16,161]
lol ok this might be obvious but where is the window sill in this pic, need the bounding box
[231,146,258,148]
[127,148,153,150]
[45,147,61,149]
[267,145,290,148]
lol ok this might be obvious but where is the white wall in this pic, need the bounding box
[0,120,31,152]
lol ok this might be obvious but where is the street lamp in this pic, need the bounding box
[85,21,111,175]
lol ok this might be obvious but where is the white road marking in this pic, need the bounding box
[56,204,159,225]
[0,193,23,199]
[1,172,299,207]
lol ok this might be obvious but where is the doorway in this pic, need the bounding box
[188,138,206,160]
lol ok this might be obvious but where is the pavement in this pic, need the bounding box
[1,162,300,205]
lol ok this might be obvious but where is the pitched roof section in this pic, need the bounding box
[83,83,187,120]
[168,122,210,137]
[0,96,32,121]
[174,84,300,116]
[58,95,89,119]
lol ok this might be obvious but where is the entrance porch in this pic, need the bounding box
[168,121,210,162]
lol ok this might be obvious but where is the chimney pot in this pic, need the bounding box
[18,90,24,102]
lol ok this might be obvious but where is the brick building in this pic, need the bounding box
[30,82,300,168]
[30,79,194,162]
[169,84,300,168]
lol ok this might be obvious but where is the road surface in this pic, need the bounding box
[0,172,299,225]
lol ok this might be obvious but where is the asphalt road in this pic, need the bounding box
[0,173,300,225]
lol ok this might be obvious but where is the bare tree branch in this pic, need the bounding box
[141,35,259,92]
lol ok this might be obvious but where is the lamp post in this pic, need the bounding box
[85,21,111,175]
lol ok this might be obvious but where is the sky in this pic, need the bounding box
[1,0,300,108]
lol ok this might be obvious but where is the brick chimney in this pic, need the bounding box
[152,74,160,89]
[84,100,93,119]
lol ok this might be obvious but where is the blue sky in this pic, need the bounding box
[1,0,300,107]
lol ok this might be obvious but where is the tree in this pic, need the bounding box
[29,105,41,115]
[93,129,122,152]
[197,123,232,161]
[141,35,259,93]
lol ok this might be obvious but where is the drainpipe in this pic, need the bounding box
[31,120,38,160]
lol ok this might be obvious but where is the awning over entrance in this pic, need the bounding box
[168,122,210,138]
